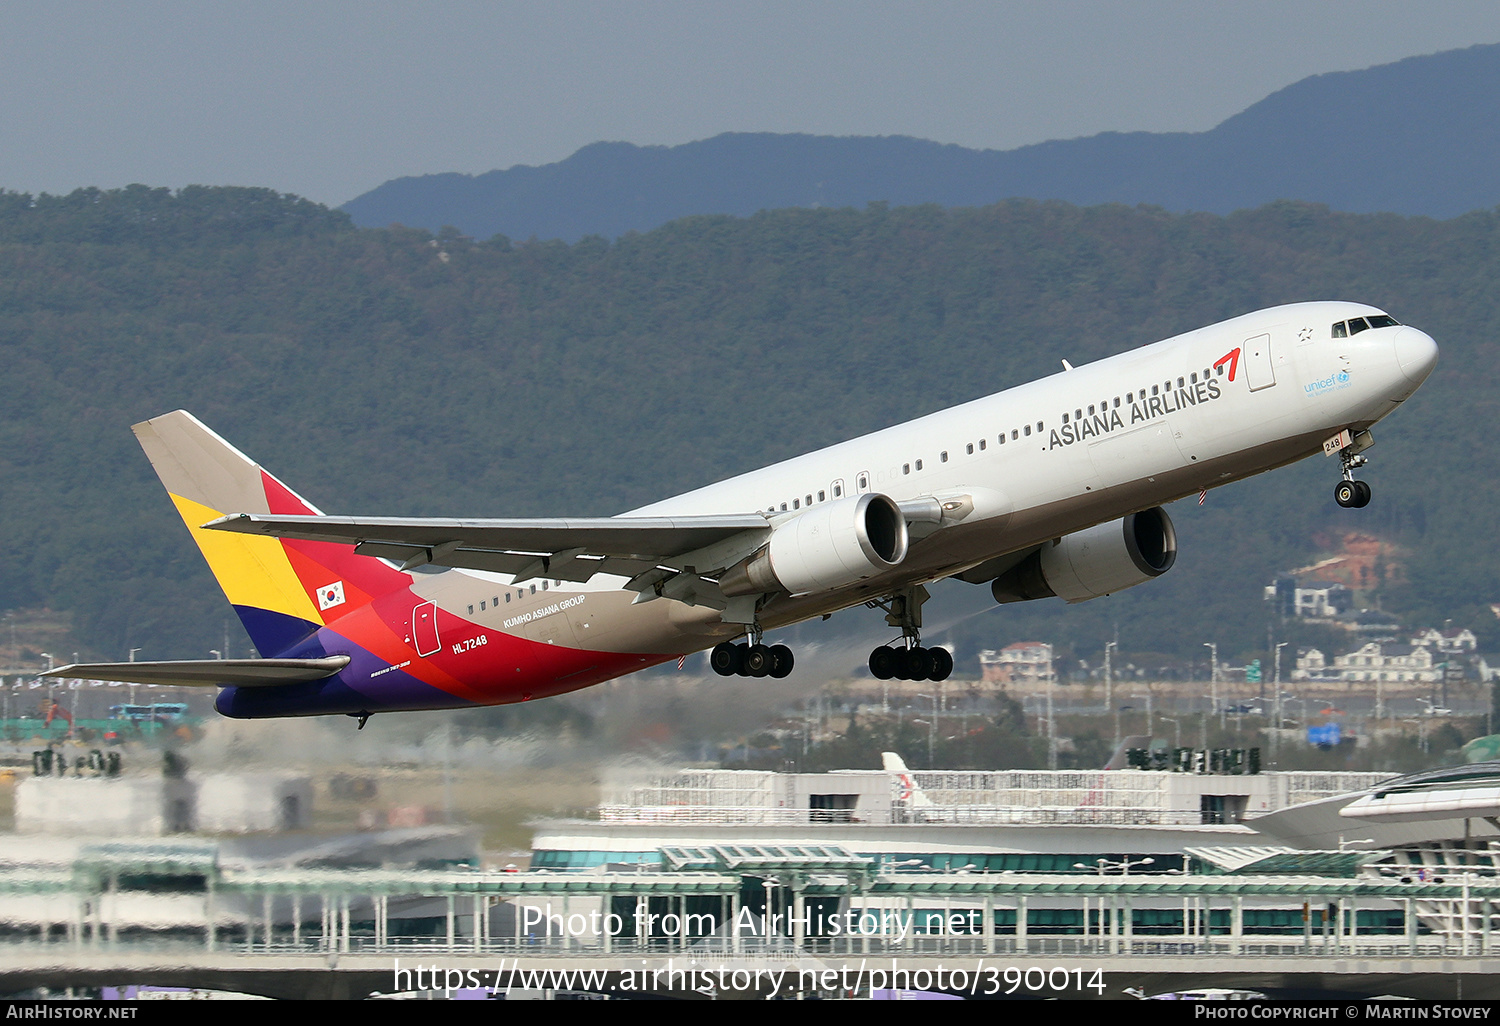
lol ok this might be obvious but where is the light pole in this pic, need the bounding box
[1273,642,1289,760]
[1133,688,1154,743]
[1203,642,1221,731]
[1161,716,1181,750]
[1105,641,1118,745]
[1074,856,1155,876]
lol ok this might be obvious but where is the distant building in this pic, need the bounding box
[1294,642,1442,684]
[1264,578,1352,619]
[978,642,1054,684]
[1333,642,1440,684]
[1410,627,1477,653]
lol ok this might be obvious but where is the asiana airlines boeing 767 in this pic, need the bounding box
[49,302,1437,724]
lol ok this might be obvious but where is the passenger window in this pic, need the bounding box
[793,498,800,509]
[480,601,486,610]
[998,434,1006,444]
[542,581,548,591]
[505,593,511,603]
[915,459,923,471]
[1011,429,1019,440]
[818,490,825,501]
[903,464,910,475]
[1023,425,1031,437]
[1151,385,1159,396]
[467,605,474,614]
[857,475,868,490]
[940,452,948,463]
[805,494,812,505]
[1190,373,1197,384]
[1113,398,1121,408]
[1087,405,1095,416]
[965,443,973,454]
[978,439,986,450]
[1036,421,1043,432]
[1062,413,1069,424]
[530,585,536,594]
[1215,364,1225,376]
[780,502,787,511]
[1075,409,1082,420]
[1177,377,1184,388]
[493,596,499,606]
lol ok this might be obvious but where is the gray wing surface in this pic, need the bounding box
[203,512,772,584]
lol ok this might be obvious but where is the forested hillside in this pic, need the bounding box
[0,186,1489,669]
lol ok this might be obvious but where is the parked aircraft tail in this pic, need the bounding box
[132,411,409,657]
[881,751,934,808]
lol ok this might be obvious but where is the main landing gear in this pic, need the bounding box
[867,585,953,682]
[1333,436,1373,509]
[710,625,794,679]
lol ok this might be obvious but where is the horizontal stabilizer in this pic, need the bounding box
[42,656,351,688]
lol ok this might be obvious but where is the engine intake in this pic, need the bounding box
[720,493,908,597]
[991,507,1177,604]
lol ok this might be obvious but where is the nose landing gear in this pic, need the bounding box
[1328,429,1374,508]
[1334,478,1371,509]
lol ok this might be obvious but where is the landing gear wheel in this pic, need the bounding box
[769,644,794,678]
[929,647,954,682]
[891,648,913,680]
[1353,480,1372,508]
[869,647,895,680]
[906,647,934,681]
[1334,480,1359,508]
[710,642,742,677]
[743,644,773,677]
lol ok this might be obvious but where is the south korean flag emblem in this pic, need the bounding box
[317,581,346,611]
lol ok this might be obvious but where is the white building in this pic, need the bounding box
[1293,642,1442,684]
[978,643,1054,684]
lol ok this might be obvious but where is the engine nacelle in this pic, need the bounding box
[720,493,908,597]
[991,507,1177,604]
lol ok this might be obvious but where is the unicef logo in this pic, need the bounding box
[1336,371,1350,384]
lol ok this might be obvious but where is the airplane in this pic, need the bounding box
[46,301,1437,724]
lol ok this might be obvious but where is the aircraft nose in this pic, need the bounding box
[1393,326,1438,385]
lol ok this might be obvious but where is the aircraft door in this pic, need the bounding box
[412,601,440,656]
[1243,333,1276,391]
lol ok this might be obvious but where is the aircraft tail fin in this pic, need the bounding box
[133,411,408,656]
[881,751,934,808]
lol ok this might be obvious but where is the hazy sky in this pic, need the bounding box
[3,1,1498,206]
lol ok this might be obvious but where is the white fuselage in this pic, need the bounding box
[619,302,1433,623]
[443,301,1435,656]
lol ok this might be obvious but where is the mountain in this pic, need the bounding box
[342,43,1500,240]
[0,187,1495,669]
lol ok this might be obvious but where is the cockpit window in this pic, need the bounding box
[1332,315,1400,337]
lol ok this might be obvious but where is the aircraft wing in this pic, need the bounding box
[203,512,773,585]
[41,656,352,688]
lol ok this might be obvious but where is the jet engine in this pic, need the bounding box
[990,507,1176,604]
[719,493,908,597]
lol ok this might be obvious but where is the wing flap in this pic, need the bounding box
[42,656,351,688]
